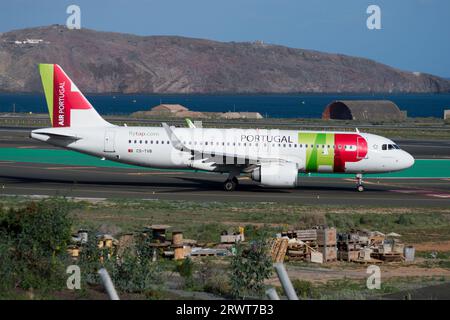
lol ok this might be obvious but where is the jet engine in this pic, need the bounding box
[251,162,298,188]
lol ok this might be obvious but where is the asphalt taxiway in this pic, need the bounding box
[0,126,449,205]
[0,161,449,206]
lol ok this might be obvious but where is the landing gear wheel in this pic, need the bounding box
[356,173,364,192]
[224,179,237,191]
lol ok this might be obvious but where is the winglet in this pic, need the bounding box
[185,118,196,128]
[162,123,185,150]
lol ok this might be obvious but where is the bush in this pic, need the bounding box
[229,239,273,299]
[176,257,195,289]
[396,214,415,226]
[78,232,163,293]
[196,259,231,296]
[0,198,73,291]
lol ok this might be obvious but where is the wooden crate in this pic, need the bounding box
[295,229,317,241]
[317,228,337,246]
[338,250,360,262]
[319,245,337,262]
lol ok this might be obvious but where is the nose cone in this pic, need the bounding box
[401,151,415,170]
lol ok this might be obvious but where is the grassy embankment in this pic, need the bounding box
[1,196,449,300]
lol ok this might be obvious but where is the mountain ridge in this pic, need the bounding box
[0,25,449,94]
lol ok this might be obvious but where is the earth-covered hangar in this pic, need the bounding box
[322,100,406,121]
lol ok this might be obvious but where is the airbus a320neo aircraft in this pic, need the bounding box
[31,64,415,191]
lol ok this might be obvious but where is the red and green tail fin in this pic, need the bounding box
[38,64,110,128]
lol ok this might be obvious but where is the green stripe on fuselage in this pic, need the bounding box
[299,132,335,172]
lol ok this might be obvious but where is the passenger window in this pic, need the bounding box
[128,140,131,144]
[167,141,170,145]
[338,145,342,149]
[134,140,137,144]
[156,141,159,144]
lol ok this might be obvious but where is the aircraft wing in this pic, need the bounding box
[162,123,286,165]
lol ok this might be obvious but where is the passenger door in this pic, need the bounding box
[104,130,116,153]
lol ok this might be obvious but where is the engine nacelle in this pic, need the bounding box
[251,162,298,188]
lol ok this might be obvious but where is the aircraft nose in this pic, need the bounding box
[402,151,415,169]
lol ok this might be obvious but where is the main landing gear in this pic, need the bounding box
[356,173,364,192]
[224,177,239,191]
[223,173,239,191]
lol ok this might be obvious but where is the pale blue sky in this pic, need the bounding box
[1,0,449,77]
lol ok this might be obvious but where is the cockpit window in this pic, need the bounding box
[382,144,400,151]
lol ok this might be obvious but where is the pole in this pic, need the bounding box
[98,268,120,300]
[273,263,298,300]
[265,288,280,300]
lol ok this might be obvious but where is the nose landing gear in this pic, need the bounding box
[356,173,364,192]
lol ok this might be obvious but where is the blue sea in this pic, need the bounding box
[0,93,449,118]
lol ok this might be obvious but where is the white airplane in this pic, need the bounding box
[31,64,415,192]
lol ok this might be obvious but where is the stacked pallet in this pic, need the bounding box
[282,229,318,261]
[317,227,337,262]
[337,232,361,262]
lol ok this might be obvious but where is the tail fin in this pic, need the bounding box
[38,64,111,128]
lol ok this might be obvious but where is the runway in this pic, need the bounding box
[0,161,449,206]
[0,126,449,205]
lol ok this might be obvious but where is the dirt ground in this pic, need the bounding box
[412,240,450,252]
[267,263,450,285]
